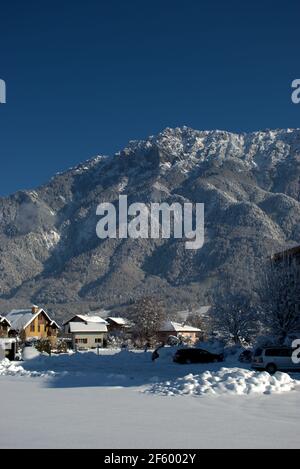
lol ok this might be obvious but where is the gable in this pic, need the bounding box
[24,310,47,329]
[1,320,10,328]
[63,315,85,326]
[0,316,11,328]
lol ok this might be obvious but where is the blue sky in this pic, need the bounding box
[0,0,299,195]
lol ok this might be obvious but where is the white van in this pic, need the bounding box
[252,346,300,374]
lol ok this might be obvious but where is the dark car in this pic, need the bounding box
[173,348,224,364]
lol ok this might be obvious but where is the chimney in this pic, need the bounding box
[32,305,39,314]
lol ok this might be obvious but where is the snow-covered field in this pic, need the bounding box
[1,348,300,448]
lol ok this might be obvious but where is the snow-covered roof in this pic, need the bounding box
[69,322,108,333]
[0,315,11,327]
[50,320,60,329]
[159,321,201,333]
[0,338,16,346]
[5,308,59,331]
[63,314,108,326]
[77,314,108,324]
[108,317,129,326]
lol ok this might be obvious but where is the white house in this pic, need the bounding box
[69,322,108,350]
[63,313,108,349]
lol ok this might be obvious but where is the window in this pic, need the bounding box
[95,338,102,344]
[281,349,292,357]
[30,323,35,332]
[265,348,292,357]
[38,325,41,333]
[265,348,280,357]
[75,338,88,344]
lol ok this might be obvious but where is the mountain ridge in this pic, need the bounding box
[0,126,299,321]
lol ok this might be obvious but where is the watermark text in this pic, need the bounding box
[96,195,204,250]
[0,79,6,104]
[291,79,300,104]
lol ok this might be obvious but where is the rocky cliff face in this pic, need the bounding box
[0,127,299,321]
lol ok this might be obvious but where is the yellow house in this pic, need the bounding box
[5,305,59,346]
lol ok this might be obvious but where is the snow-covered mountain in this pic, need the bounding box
[0,127,299,321]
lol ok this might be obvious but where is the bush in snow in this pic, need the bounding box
[55,339,69,354]
[35,338,52,355]
[106,334,134,349]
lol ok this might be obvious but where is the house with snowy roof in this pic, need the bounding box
[5,305,60,346]
[157,321,201,345]
[0,315,11,338]
[106,317,131,336]
[68,322,108,350]
[63,313,108,350]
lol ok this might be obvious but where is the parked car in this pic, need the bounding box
[252,346,300,374]
[173,348,224,364]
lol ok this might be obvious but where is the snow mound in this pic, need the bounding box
[0,359,56,378]
[145,367,297,397]
[22,347,41,361]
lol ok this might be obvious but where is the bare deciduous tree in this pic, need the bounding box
[125,296,166,346]
[210,295,259,345]
[259,255,300,343]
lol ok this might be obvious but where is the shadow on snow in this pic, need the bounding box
[20,349,231,389]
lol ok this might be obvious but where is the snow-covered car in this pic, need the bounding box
[173,348,224,364]
[252,346,300,374]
